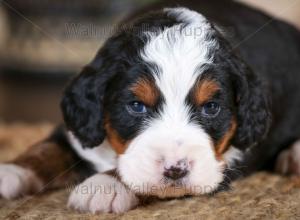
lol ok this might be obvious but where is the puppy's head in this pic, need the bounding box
[61,8,271,197]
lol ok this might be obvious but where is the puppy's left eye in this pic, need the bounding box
[202,102,220,117]
[127,101,147,114]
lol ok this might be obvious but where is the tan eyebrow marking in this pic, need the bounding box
[193,79,220,105]
[129,78,159,107]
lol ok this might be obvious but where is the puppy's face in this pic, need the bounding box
[62,8,270,197]
[107,70,235,197]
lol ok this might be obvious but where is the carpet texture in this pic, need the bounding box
[0,123,300,220]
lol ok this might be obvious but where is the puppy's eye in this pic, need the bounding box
[202,102,220,117]
[127,101,147,114]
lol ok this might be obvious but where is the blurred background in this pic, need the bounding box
[0,0,300,124]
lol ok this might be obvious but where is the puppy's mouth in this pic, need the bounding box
[143,180,199,198]
[160,174,189,187]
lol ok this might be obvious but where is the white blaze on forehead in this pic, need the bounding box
[140,7,217,123]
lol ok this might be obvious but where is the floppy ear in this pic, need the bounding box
[231,58,271,150]
[61,58,114,148]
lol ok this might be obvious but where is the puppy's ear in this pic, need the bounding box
[231,58,271,150]
[61,58,114,148]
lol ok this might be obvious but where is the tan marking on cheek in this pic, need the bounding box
[194,79,220,105]
[104,116,129,154]
[215,119,237,160]
[130,78,159,106]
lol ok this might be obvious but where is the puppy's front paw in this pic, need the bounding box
[68,174,139,214]
[276,140,300,175]
[0,164,43,199]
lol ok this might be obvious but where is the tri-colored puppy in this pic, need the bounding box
[1,0,300,214]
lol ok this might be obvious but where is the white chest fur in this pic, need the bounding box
[67,132,117,172]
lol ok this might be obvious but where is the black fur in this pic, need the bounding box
[230,55,271,150]
[61,65,108,148]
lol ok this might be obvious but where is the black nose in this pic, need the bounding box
[163,166,188,180]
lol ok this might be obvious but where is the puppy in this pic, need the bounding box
[1,0,300,214]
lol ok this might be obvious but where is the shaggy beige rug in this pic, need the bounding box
[1,123,300,220]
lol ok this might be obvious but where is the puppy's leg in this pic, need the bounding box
[0,127,93,199]
[67,172,139,214]
[275,140,300,175]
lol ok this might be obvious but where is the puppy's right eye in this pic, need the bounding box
[201,102,220,118]
[126,101,147,115]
